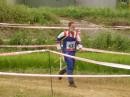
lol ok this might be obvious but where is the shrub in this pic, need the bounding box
[0,3,60,24]
[9,31,32,45]
[111,33,130,51]
[91,32,112,49]
[30,8,60,24]
[35,38,47,45]
[0,38,3,45]
[91,32,130,51]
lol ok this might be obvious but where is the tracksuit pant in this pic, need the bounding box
[63,50,76,83]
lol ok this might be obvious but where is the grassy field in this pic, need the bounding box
[0,1,130,97]
[0,51,130,74]
[0,3,130,26]
[0,76,130,97]
[0,30,130,52]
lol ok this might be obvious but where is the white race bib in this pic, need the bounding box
[66,41,76,50]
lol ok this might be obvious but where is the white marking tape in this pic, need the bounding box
[0,72,130,78]
[82,48,130,56]
[0,23,130,30]
[0,49,130,70]
[1,45,130,56]
[0,49,47,56]
[0,45,56,48]
[0,23,30,26]
[48,50,130,70]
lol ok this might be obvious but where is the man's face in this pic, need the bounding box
[69,23,76,32]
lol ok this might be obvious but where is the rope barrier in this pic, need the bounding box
[0,72,130,78]
[0,49,47,56]
[48,50,130,70]
[0,49,130,77]
[82,48,130,56]
[0,45,56,48]
[0,49,130,69]
[0,45,130,56]
[0,23,130,30]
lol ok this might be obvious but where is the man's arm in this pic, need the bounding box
[76,31,83,50]
[56,32,65,50]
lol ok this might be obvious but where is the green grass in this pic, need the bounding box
[83,32,130,52]
[1,29,130,52]
[0,4,60,24]
[35,7,130,26]
[76,52,130,74]
[0,52,130,74]
[0,3,130,26]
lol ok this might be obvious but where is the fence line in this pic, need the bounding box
[0,45,56,48]
[0,72,130,78]
[0,49,47,56]
[0,49,130,70]
[0,23,130,30]
[0,45,130,56]
[82,48,130,56]
[48,50,130,70]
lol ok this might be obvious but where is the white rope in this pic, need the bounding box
[82,48,130,56]
[0,49,130,78]
[1,45,130,56]
[0,72,130,78]
[0,23,130,30]
[0,49,130,70]
[0,45,56,48]
[0,49,47,56]
[48,50,130,70]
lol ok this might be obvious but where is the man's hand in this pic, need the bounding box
[57,43,61,50]
[77,44,83,50]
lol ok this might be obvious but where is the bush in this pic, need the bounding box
[0,38,3,45]
[0,4,60,24]
[91,32,112,49]
[90,32,130,51]
[35,38,47,45]
[111,33,130,51]
[0,3,130,26]
[30,8,60,24]
[9,31,32,45]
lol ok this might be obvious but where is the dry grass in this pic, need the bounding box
[0,76,130,97]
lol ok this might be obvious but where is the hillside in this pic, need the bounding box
[0,3,130,26]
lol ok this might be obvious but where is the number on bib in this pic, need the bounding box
[66,41,76,50]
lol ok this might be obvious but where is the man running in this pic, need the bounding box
[56,22,83,88]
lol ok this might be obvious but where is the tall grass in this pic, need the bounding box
[0,4,60,24]
[9,31,33,45]
[48,7,130,25]
[0,3,130,25]
[82,32,130,52]
[0,52,130,74]
[0,38,3,45]
[0,30,129,52]
[6,29,61,45]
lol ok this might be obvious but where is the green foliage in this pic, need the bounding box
[35,37,47,45]
[0,4,60,24]
[111,33,130,51]
[0,38,3,45]
[117,0,129,9]
[0,3,130,25]
[0,52,130,74]
[9,31,32,45]
[85,32,130,51]
[49,7,130,25]
[30,8,60,24]
[91,32,112,49]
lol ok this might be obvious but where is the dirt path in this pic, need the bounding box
[0,76,130,97]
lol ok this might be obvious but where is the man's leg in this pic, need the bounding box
[65,52,76,87]
[58,67,66,80]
